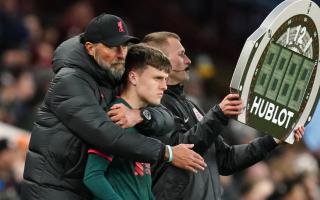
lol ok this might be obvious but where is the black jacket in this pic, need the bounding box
[152,84,278,200]
[21,35,174,200]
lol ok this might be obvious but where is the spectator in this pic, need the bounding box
[0,138,20,200]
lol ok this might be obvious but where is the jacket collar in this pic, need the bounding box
[166,84,184,96]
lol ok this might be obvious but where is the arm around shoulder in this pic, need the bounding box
[48,71,165,163]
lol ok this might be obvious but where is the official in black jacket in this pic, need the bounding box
[142,32,305,200]
[21,15,206,200]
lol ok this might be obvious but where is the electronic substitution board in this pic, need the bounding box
[230,0,320,143]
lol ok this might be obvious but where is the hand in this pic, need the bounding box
[293,126,304,143]
[273,126,305,144]
[169,144,207,173]
[107,103,143,128]
[219,93,244,117]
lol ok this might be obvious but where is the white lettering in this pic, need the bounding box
[250,96,261,115]
[265,102,275,121]
[272,106,279,124]
[250,96,295,128]
[258,100,268,118]
[293,25,302,43]
[285,111,294,128]
[303,37,313,53]
[278,109,287,126]
[297,27,306,45]
[285,27,290,46]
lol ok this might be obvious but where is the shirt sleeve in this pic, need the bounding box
[83,151,122,200]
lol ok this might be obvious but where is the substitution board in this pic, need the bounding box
[230,0,320,143]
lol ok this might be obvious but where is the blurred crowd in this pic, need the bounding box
[220,120,320,200]
[0,0,319,199]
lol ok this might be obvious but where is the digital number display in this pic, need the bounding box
[254,42,315,111]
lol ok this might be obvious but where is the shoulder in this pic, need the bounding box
[53,68,98,91]
[45,68,100,106]
[88,149,113,162]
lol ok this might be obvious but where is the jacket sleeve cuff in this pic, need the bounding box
[212,105,229,125]
[260,135,278,152]
[159,143,166,163]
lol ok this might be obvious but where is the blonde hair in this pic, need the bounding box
[142,31,181,54]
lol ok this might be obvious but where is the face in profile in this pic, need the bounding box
[88,42,128,81]
[165,37,191,84]
[131,65,168,106]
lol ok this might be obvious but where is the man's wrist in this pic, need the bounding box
[214,105,229,124]
[133,109,143,124]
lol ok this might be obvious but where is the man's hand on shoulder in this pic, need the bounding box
[107,103,143,128]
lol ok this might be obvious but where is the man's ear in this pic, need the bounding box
[84,42,95,56]
[128,70,138,86]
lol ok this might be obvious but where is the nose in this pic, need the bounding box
[160,79,167,91]
[117,46,127,59]
[184,55,191,65]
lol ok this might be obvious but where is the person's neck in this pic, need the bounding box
[167,79,179,85]
[167,78,184,86]
[120,88,147,109]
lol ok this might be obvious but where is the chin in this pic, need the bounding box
[180,78,189,84]
[149,100,161,106]
[185,75,190,81]
[178,75,189,83]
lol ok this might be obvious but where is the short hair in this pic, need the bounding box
[142,31,181,53]
[121,43,171,87]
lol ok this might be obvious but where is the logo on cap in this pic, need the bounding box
[118,21,125,32]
